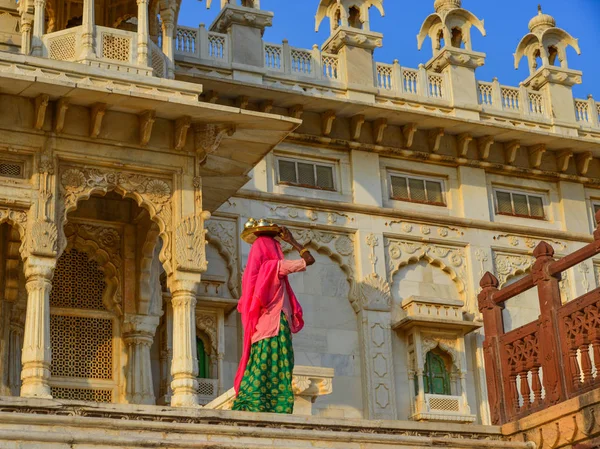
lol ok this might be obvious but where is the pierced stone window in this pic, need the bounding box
[0,162,23,179]
[495,189,545,219]
[277,157,336,191]
[50,248,117,403]
[389,173,445,206]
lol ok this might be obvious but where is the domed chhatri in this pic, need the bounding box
[514,5,581,75]
[434,0,462,13]
[418,0,485,56]
[528,5,556,33]
[315,0,384,34]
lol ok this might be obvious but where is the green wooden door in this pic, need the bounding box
[423,351,451,395]
[196,337,209,379]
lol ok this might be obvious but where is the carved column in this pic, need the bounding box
[123,314,160,405]
[170,280,199,407]
[20,257,55,398]
[137,0,150,66]
[80,0,95,59]
[31,0,46,56]
[20,16,33,55]
[160,7,176,78]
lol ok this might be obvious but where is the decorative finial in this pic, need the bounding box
[538,4,542,14]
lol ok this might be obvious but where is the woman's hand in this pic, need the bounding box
[278,226,295,245]
[302,251,316,267]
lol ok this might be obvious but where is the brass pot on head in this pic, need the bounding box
[256,218,270,227]
[244,218,257,229]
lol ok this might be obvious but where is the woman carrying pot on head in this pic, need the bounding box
[232,219,315,414]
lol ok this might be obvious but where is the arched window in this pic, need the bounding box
[548,45,559,66]
[437,29,445,50]
[451,27,463,48]
[423,349,451,395]
[348,6,362,29]
[196,336,210,379]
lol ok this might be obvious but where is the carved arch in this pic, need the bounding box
[0,207,28,254]
[64,223,123,316]
[386,239,467,300]
[422,337,460,373]
[59,167,173,275]
[282,228,358,312]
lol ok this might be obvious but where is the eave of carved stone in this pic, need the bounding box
[182,73,600,155]
[522,65,583,90]
[0,52,300,213]
[321,26,384,54]
[425,47,486,72]
[210,3,274,34]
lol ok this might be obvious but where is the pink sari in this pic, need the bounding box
[234,236,304,393]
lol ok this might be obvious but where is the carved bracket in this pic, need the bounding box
[529,144,546,169]
[504,141,520,165]
[372,118,388,145]
[139,110,156,147]
[54,98,69,134]
[321,110,336,136]
[428,128,444,153]
[402,123,418,149]
[174,116,191,151]
[556,150,573,173]
[194,123,236,164]
[457,133,473,158]
[350,114,365,141]
[576,152,593,176]
[175,212,211,273]
[90,103,107,139]
[33,94,49,130]
[477,136,494,161]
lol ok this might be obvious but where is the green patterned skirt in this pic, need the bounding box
[232,313,295,414]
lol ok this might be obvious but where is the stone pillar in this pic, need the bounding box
[160,8,176,79]
[31,0,46,56]
[123,314,160,405]
[20,257,55,399]
[80,0,95,59]
[137,0,150,66]
[158,294,173,404]
[170,281,199,407]
[20,17,33,55]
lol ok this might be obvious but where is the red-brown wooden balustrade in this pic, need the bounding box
[479,211,600,425]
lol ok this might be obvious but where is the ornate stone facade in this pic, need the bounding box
[0,0,598,446]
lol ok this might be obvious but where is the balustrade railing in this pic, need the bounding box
[479,210,600,425]
[574,96,600,128]
[475,79,557,120]
[175,25,228,61]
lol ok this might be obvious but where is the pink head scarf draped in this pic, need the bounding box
[234,236,304,393]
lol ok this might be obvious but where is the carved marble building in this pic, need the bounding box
[0,0,597,447]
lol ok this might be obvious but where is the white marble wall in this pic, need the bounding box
[205,139,600,424]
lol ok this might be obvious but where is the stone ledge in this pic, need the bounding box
[0,396,531,449]
[502,388,600,449]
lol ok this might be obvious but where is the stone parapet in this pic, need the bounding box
[0,396,532,449]
[502,388,600,449]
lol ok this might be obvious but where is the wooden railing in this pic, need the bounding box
[479,211,600,425]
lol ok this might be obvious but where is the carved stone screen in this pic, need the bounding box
[49,248,115,403]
